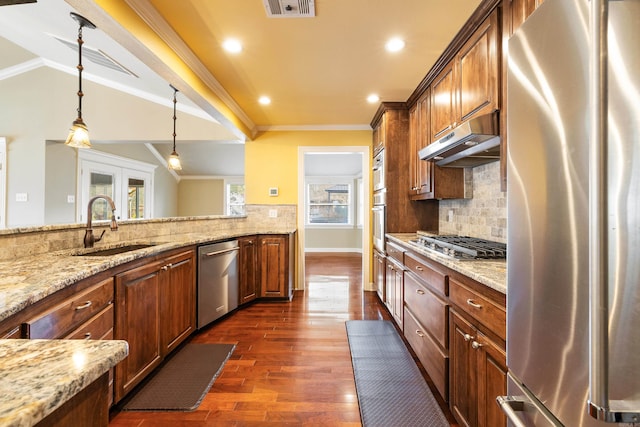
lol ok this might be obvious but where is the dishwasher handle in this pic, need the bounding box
[202,246,239,257]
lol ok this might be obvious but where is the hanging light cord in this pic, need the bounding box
[171,85,178,152]
[76,23,85,122]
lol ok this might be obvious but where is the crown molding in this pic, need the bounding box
[255,124,372,132]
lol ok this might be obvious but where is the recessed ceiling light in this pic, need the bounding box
[222,38,242,53]
[385,37,405,53]
[367,94,380,103]
[259,96,271,105]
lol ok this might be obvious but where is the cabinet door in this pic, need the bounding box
[384,258,395,312]
[239,236,258,304]
[373,250,386,303]
[409,91,434,198]
[457,10,499,122]
[475,331,507,427]
[430,61,457,142]
[160,250,195,356]
[372,114,386,154]
[392,267,403,328]
[115,261,162,402]
[259,235,288,298]
[450,310,477,427]
[408,103,420,195]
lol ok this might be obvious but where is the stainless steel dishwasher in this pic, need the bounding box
[197,240,239,329]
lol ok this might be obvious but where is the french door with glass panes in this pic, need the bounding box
[78,151,155,223]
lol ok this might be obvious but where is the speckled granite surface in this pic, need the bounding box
[386,233,506,294]
[0,339,128,427]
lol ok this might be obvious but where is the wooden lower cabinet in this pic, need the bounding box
[450,309,506,427]
[159,250,196,355]
[239,236,258,305]
[259,234,294,300]
[114,248,196,403]
[373,249,386,303]
[384,257,404,328]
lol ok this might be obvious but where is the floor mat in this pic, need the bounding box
[122,343,235,411]
[345,320,449,427]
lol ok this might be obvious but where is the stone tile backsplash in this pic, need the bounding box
[438,161,506,243]
[0,204,297,261]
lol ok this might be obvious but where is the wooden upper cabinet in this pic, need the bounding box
[430,61,457,142]
[372,113,386,155]
[457,9,500,122]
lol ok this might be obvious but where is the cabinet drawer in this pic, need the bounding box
[386,241,405,263]
[449,278,506,340]
[25,277,114,339]
[404,307,448,401]
[404,251,448,296]
[64,304,114,340]
[404,273,448,349]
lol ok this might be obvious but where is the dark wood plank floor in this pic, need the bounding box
[109,252,456,426]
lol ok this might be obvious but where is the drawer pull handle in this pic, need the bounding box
[84,332,92,340]
[415,330,425,337]
[75,301,92,310]
[463,333,474,342]
[466,299,482,309]
[415,266,424,271]
[416,289,425,295]
[471,341,484,350]
[161,265,169,271]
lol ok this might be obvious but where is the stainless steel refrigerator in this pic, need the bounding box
[501,0,640,425]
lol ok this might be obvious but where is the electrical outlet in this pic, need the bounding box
[67,195,75,203]
[269,209,278,218]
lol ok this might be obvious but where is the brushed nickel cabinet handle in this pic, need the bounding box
[84,332,92,340]
[416,289,425,295]
[466,299,482,309]
[415,266,424,271]
[463,333,474,342]
[415,330,424,338]
[472,341,484,350]
[161,265,169,271]
[75,301,92,310]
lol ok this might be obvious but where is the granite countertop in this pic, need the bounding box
[386,233,506,294]
[0,339,128,427]
[0,228,296,324]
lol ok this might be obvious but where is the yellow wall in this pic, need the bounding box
[245,130,371,204]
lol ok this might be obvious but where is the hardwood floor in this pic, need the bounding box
[109,252,456,426]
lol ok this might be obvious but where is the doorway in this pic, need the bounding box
[0,138,5,229]
[297,146,370,291]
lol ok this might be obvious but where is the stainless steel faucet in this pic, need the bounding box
[84,195,118,248]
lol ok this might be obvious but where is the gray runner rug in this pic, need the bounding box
[122,343,235,411]
[345,320,449,427]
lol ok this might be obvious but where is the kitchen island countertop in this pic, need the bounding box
[0,339,128,427]
[386,233,506,294]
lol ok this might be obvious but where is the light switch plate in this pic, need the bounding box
[15,193,28,202]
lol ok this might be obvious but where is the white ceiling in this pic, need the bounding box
[0,0,481,176]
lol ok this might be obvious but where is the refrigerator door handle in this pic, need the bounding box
[588,0,640,422]
[496,396,527,427]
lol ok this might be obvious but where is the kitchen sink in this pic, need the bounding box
[73,243,157,257]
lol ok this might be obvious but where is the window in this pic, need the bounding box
[78,150,156,222]
[305,178,353,226]
[224,178,245,216]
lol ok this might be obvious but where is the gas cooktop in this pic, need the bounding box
[409,235,506,260]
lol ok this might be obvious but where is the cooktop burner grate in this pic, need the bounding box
[409,235,506,260]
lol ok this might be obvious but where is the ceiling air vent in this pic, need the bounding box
[53,35,138,78]
[264,0,315,18]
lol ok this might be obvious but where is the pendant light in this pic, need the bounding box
[65,12,96,149]
[168,84,183,170]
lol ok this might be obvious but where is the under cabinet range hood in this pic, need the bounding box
[419,112,500,167]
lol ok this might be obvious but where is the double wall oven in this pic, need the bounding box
[372,150,386,253]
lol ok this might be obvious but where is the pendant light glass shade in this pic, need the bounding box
[168,85,183,170]
[65,12,95,149]
[168,150,182,170]
[65,118,90,148]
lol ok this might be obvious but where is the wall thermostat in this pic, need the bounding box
[269,187,278,197]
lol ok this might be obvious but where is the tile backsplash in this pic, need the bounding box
[438,161,506,243]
